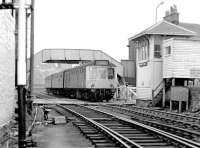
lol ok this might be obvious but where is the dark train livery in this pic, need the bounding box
[45,60,118,101]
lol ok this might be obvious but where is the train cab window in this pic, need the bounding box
[108,68,114,79]
[99,68,107,79]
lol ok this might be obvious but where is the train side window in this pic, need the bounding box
[108,68,114,79]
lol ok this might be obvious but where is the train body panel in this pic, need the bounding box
[45,60,118,101]
[51,72,63,88]
[45,75,52,88]
[63,66,86,88]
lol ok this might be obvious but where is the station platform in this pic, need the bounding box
[33,98,88,105]
[33,98,136,106]
[34,123,93,148]
[32,107,93,148]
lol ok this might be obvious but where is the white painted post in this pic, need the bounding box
[17,0,27,85]
[162,79,166,107]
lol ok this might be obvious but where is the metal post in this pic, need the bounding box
[179,101,182,113]
[29,0,35,96]
[155,1,164,23]
[15,7,18,87]
[162,79,166,107]
[170,100,172,111]
[186,101,189,111]
[17,86,26,148]
[17,0,27,147]
[172,78,175,86]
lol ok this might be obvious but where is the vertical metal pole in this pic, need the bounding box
[170,100,172,111]
[179,101,182,113]
[155,1,164,23]
[18,86,26,148]
[162,79,166,107]
[17,0,26,85]
[15,8,18,87]
[30,0,35,96]
[17,0,27,147]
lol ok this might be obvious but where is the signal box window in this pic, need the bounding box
[154,44,162,58]
[138,46,149,61]
[165,46,171,55]
[108,68,114,79]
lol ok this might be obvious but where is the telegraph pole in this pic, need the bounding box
[30,0,35,96]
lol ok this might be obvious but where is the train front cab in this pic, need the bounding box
[85,63,117,101]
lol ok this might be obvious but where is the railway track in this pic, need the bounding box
[34,92,57,99]
[93,104,200,143]
[54,104,199,148]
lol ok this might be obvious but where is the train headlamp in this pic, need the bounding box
[110,84,114,88]
[91,84,95,88]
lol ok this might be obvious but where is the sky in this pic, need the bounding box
[34,0,200,61]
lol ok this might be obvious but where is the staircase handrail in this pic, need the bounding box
[127,86,137,97]
[152,80,163,98]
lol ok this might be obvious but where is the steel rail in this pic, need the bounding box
[98,104,200,141]
[82,104,200,148]
[56,104,141,148]
[61,104,199,148]
[101,104,200,129]
[120,104,200,124]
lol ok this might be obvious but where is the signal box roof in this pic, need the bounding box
[129,20,198,40]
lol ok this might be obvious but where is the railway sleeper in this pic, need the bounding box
[108,126,135,130]
[115,130,144,134]
[72,123,120,147]
[132,139,164,143]
[94,142,117,148]
[138,142,172,146]
[129,136,158,140]
[76,127,118,147]
[121,133,150,137]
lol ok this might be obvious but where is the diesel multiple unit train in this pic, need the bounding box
[45,60,118,101]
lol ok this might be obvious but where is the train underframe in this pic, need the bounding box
[46,88,116,102]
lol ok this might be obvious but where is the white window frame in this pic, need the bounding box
[137,45,149,62]
[154,44,162,58]
[165,46,171,56]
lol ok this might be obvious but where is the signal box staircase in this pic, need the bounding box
[152,79,172,107]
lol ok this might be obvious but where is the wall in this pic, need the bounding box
[190,87,200,112]
[163,38,200,79]
[136,36,152,100]
[152,35,163,90]
[163,39,174,78]
[0,10,15,145]
[135,35,164,100]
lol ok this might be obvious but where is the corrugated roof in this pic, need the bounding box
[129,20,197,40]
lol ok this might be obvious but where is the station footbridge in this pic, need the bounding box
[41,49,123,75]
